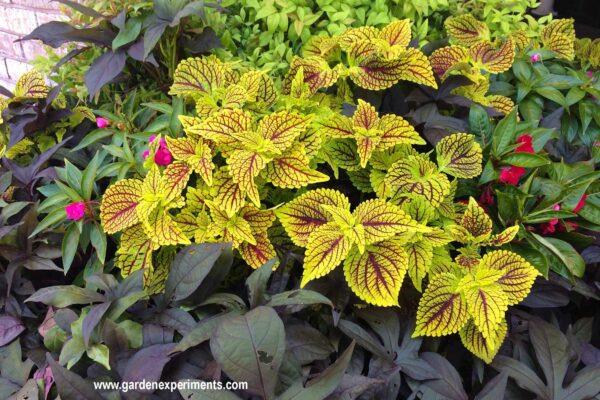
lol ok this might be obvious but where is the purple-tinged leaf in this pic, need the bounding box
[474,372,508,400]
[85,50,127,98]
[46,354,103,400]
[0,315,25,346]
[82,302,111,348]
[122,343,175,393]
[421,352,469,400]
[26,285,105,307]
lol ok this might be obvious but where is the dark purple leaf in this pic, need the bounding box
[142,20,167,59]
[581,344,600,367]
[582,246,600,264]
[541,107,564,130]
[21,22,76,47]
[85,50,127,98]
[26,285,105,307]
[122,343,175,392]
[46,354,103,400]
[474,372,508,400]
[153,308,196,336]
[143,324,174,346]
[0,315,25,346]
[183,27,221,54]
[127,39,159,67]
[82,302,111,348]
[421,352,468,400]
[3,139,68,187]
[52,0,105,18]
[0,84,13,98]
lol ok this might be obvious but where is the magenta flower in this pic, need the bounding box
[65,201,86,220]
[154,147,173,166]
[142,150,150,159]
[531,53,541,63]
[587,71,594,78]
[96,117,110,129]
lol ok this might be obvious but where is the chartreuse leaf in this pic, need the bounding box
[283,56,339,95]
[470,39,515,74]
[436,133,482,179]
[265,146,329,188]
[386,155,450,206]
[165,136,213,185]
[320,100,424,167]
[406,240,434,292]
[276,188,351,247]
[100,178,143,234]
[13,71,49,99]
[302,223,352,287]
[540,19,575,60]
[481,250,540,305]
[414,273,469,337]
[429,46,470,78]
[445,14,490,46]
[169,56,231,98]
[459,268,508,339]
[489,225,520,246]
[353,199,425,244]
[461,197,493,241]
[460,318,507,363]
[343,239,408,306]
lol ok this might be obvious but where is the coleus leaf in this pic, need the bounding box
[445,14,490,46]
[265,146,329,188]
[460,318,507,363]
[302,35,340,59]
[207,201,256,248]
[436,133,482,179]
[470,39,515,74]
[405,240,433,292]
[380,19,412,57]
[489,225,519,246]
[460,197,493,241]
[386,155,450,206]
[541,19,575,60]
[144,207,191,246]
[460,268,508,339]
[239,231,277,269]
[283,56,339,95]
[353,198,425,244]
[414,272,469,337]
[480,250,540,305]
[429,46,470,78]
[13,71,50,99]
[100,178,143,234]
[302,223,352,287]
[339,26,379,51]
[169,56,232,97]
[227,149,268,198]
[239,70,277,110]
[210,167,246,217]
[344,239,408,307]
[276,188,351,246]
[257,110,312,152]
[116,224,157,282]
[189,108,252,147]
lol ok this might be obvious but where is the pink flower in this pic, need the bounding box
[96,117,109,129]
[516,134,534,153]
[34,366,54,400]
[499,166,525,185]
[540,222,556,235]
[573,193,587,213]
[587,71,594,78]
[149,135,157,143]
[142,150,150,159]
[65,201,86,221]
[154,147,172,166]
[479,185,495,206]
[531,53,541,63]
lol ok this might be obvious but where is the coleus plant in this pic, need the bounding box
[429,14,517,114]
[99,21,540,363]
[283,19,438,94]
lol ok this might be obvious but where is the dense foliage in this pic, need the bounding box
[1,0,600,399]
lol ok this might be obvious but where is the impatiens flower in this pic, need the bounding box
[531,53,541,63]
[499,166,525,185]
[154,147,173,166]
[479,185,495,206]
[573,193,587,213]
[540,222,556,235]
[96,117,110,129]
[587,71,594,78]
[142,150,150,159]
[65,201,86,220]
[515,134,534,153]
